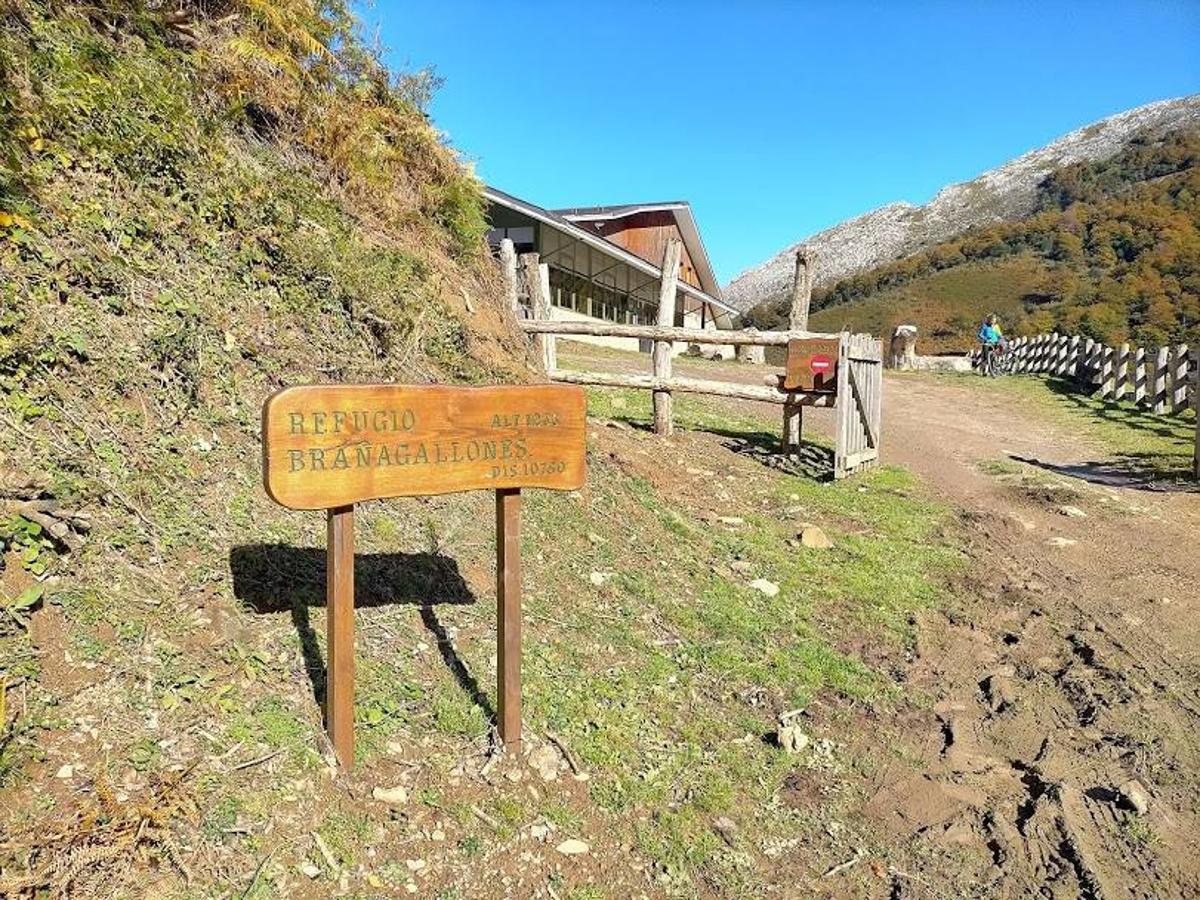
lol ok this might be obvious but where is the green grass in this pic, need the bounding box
[507,390,960,893]
[922,372,1197,479]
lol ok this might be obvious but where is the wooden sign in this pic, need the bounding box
[262,383,587,767]
[263,383,587,508]
[784,337,840,392]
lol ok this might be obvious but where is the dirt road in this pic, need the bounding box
[869,376,1200,899]
[564,344,1200,897]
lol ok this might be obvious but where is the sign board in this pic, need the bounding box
[263,383,587,508]
[783,338,841,392]
[262,382,587,767]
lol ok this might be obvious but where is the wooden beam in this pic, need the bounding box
[496,488,522,751]
[846,360,878,448]
[653,239,682,436]
[518,320,838,345]
[499,238,519,313]
[789,247,815,332]
[547,369,836,405]
[326,504,355,767]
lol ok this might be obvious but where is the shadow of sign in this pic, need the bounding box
[229,545,494,721]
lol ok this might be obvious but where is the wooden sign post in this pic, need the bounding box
[262,383,587,766]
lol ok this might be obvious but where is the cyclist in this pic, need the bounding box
[977,314,1007,375]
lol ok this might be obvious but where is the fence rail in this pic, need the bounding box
[505,238,882,478]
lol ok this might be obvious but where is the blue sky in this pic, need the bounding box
[366,1,1199,283]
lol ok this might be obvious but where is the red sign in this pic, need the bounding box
[810,355,833,374]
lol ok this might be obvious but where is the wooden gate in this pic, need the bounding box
[834,333,883,478]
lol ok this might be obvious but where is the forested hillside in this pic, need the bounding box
[750,130,1200,351]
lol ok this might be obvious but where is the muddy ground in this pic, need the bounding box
[569,344,1200,898]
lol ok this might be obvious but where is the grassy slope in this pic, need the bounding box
[809,255,1047,353]
[0,6,974,898]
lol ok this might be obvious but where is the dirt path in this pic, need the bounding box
[872,375,1200,899]
[561,344,1200,897]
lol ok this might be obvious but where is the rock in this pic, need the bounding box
[55,764,74,779]
[798,524,832,549]
[713,817,738,847]
[372,785,408,806]
[588,571,613,587]
[1118,779,1150,816]
[528,743,560,781]
[729,560,754,575]
[555,839,590,855]
[1046,537,1077,547]
[405,859,426,872]
[1057,505,1087,519]
[530,823,549,841]
[299,861,321,879]
[750,579,779,597]
[777,723,810,753]
[717,516,744,526]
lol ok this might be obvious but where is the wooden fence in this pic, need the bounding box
[505,238,882,479]
[978,332,1200,477]
[986,333,1196,413]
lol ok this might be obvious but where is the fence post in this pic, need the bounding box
[1193,346,1199,478]
[520,253,553,371]
[1114,343,1130,400]
[1078,338,1093,386]
[1133,346,1147,406]
[1067,335,1080,377]
[1152,346,1169,413]
[539,263,556,371]
[500,238,520,313]
[1172,344,1191,414]
[653,239,682,436]
[782,248,813,454]
[1098,344,1115,399]
[789,247,815,331]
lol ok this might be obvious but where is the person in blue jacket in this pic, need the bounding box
[978,314,1007,350]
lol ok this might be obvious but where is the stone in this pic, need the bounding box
[1057,505,1087,519]
[713,816,738,847]
[405,859,426,872]
[555,839,590,855]
[371,785,408,806]
[589,571,613,587]
[750,579,779,597]
[729,560,754,575]
[717,516,744,526]
[1046,537,1077,547]
[778,723,810,754]
[528,743,560,781]
[798,524,832,549]
[1118,779,1150,816]
[55,764,74,779]
[299,862,321,879]
[530,824,549,841]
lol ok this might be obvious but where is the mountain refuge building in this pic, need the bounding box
[485,187,738,355]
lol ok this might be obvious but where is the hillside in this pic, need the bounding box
[0,4,979,898]
[726,95,1200,316]
[759,128,1200,351]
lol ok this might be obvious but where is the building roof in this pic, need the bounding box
[484,187,737,322]
[552,202,722,302]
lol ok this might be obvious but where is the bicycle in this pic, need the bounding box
[978,342,1009,377]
